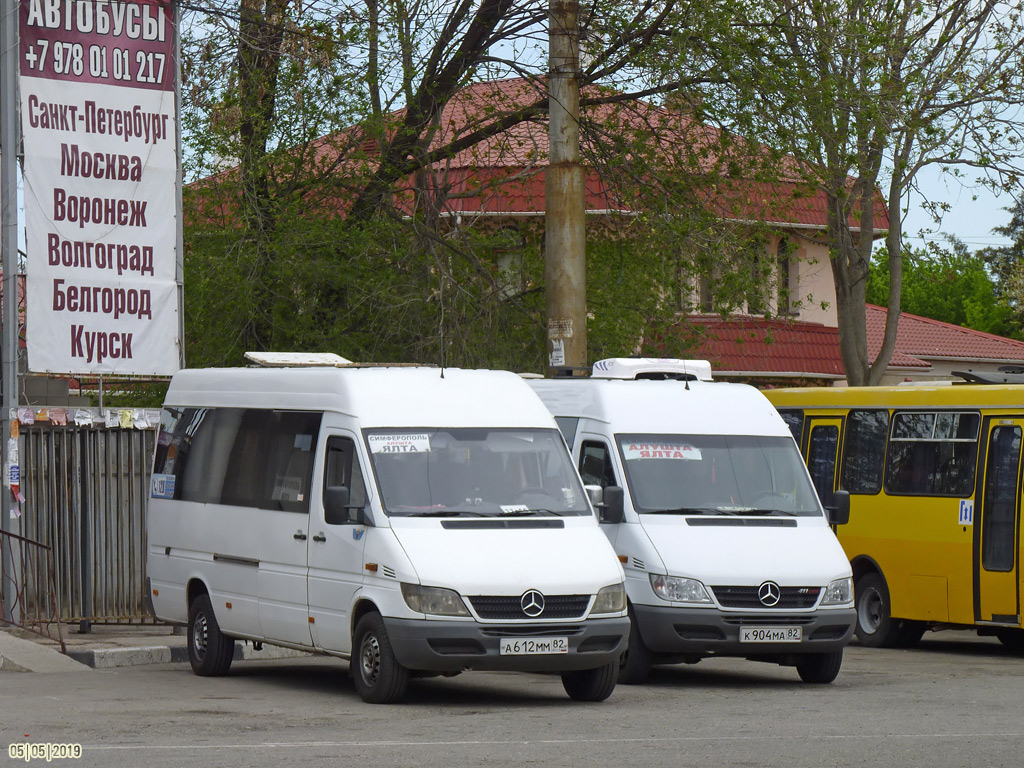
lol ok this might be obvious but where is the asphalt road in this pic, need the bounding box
[2,631,1023,768]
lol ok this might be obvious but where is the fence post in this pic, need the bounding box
[78,429,92,634]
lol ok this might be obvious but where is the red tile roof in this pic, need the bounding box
[301,77,889,231]
[660,315,847,377]
[866,304,1024,364]
[660,305,1024,378]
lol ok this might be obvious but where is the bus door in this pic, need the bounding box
[805,417,843,511]
[976,419,1022,625]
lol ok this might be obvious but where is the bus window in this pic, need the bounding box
[982,426,1020,572]
[807,424,839,509]
[777,409,803,443]
[885,412,979,496]
[840,410,888,494]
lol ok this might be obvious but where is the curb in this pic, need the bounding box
[67,642,312,669]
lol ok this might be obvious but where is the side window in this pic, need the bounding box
[579,440,618,488]
[982,426,1020,572]
[885,411,980,496]
[152,407,322,513]
[324,436,368,522]
[807,425,839,509]
[777,409,803,443]
[841,410,888,494]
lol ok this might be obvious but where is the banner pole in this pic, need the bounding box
[1,0,22,623]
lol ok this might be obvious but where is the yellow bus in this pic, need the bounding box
[765,384,1024,652]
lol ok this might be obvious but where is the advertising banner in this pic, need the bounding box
[20,0,180,375]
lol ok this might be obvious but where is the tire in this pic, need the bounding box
[894,620,926,648]
[618,609,653,685]
[188,593,235,677]
[855,572,904,648]
[796,650,843,684]
[562,660,618,702]
[995,628,1024,654]
[351,612,409,704]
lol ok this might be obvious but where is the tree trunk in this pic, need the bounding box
[237,0,289,350]
[827,192,871,385]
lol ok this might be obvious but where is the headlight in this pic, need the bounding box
[400,583,470,616]
[821,577,853,605]
[592,583,626,614]
[650,574,712,604]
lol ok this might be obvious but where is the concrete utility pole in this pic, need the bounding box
[546,0,586,375]
[1,0,20,622]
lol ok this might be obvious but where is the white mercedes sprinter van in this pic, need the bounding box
[146,357,629,703]
[528,358,855,685]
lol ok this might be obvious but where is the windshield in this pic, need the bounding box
[365,428,591,517]
[616,434,822,517]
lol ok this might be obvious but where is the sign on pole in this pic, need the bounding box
[20,0,180,376]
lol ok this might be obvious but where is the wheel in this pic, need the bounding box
[995,628,1024,654]
[188,593,235,676]
[351,612,409,704]
[618,608,653,684]
[894,620,926,648]
[561,660,618,701]
[796,650,843,684]
[855,572,904,648]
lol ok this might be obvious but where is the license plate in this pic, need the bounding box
[499,636,569,655]
[740,626,802,643]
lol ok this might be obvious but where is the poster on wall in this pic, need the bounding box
[20,0,180,375]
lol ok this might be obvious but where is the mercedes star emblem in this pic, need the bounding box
[758,581,781,607]
[520,589,545,617]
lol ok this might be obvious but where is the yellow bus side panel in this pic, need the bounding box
[842,494,975,625]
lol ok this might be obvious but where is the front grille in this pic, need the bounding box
[712,586,821,609]
[468,594,590,620]
[721,615,816,626]
[480,625,584,637]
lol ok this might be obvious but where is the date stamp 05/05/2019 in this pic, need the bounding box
[8,743,82,762]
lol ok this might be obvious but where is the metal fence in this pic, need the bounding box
[0,528,67,650]
[16,421,158,624]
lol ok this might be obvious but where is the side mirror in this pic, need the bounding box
[584,484,603,508]
[324,485,351,525]
[601,485,625,525]
[828,490,850,527]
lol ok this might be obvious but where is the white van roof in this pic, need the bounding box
[529,377,788,437]
[164,366,556,428]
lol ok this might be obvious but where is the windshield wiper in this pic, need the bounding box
[503,508,567,517]
[643,507,717,515]
[747,508,799,517]
[409,509,488,517]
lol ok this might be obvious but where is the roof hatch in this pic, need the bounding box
[591,358,714,381]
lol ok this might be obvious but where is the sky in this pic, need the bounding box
[899,165,1019,254]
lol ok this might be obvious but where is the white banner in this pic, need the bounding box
[20,0,180,376]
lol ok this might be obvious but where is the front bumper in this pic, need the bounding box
[384,615,630,672]
[633,603,856,656]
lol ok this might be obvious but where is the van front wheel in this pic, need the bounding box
[188,593,235,677]
[795,650,843,684]
[561,661,618,702]
[351,612,409,704]
[618,609,653,684]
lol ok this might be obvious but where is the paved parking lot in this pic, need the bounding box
[2,631,1023,768]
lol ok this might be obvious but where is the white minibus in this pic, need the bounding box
[528,358,855,684]
[146,357,629,703]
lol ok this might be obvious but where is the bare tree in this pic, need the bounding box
[722,0,1024,384]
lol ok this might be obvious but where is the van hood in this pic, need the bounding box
[639,516,851,585]
[389,518,624,596]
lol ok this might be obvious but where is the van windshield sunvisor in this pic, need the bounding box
[616,434,823,518]
[365,428,592,518]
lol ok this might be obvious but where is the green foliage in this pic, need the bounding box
[866,243,1020,338]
